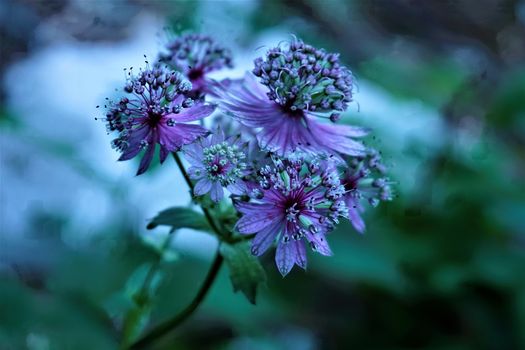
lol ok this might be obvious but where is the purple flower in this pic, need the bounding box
[342,149,393,233]
[184,128,249,202]
[159,33,233,96]
[234,157,348,276]
[104,65,216,175]
[215,38,368,158]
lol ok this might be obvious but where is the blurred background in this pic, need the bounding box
[1,0,525,349]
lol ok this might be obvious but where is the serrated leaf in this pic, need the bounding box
[146,207,212,232]
[220,241,267,304]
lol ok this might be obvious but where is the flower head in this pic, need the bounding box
[342,149,393,233]
[235,157,348,276]
[215,38,367,158]
[184,128,249,202]
[103,64,216,175]
[159,33,233,96]
[252,39,353,112]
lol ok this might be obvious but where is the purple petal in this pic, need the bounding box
[167,103,216,122]
[118,125,151,161]
[324,123,371,138]
[136,143,156,176]
[275,242,295,277]
[158,123,209,151]
[311,120,367,156]
[159,146,170,164]
[194,178,212,196]
[210,182,224,202]
[183,142,204,167]
[250,219,282,256]
[211,126,225,145]
[294,241,307,270]
[306,231,333,256]
[347,198,366,233]
[235,205,281,234]
[226,181,246,196]
[187,166,204,180]
[118,144,141,162]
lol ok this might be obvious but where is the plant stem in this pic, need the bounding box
[125,152,226,349]
[128,252,224,349]
[172,152,222,236]
[136,230,175,301]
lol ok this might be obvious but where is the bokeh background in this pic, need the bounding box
[1,1,525,349]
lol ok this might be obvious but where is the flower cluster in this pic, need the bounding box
[235,158,347,276]
[103,65,216,175]
[99,34,393,276]
[185,128,249,202]
[341,149,394,233]
[215,39,368,159]
[252,40,353,112]
[159,33,233,97]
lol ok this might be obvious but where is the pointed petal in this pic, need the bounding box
[118,125,151,161]
[250,219,282,256]
[210,182,224,202]
[227,181,246,195]
[194,178,212,196]
[347,198,366,233]
[275,242,295,277]
[306,232,333,256]
[136,143,156,176]
[183,142,204,167]
[312,120,367,156]
[211,125,225,145]
[158,123,209,151]
[167,103,216,122]
[235,206,281,234]
[294,241,307,270]
[118,144,142,162]
[159,146,169,164]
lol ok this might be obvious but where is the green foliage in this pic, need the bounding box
[107,263,164,347]
[220,241,267,304]
[146,207,212,233]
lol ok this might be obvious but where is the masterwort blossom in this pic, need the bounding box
[235,157,348,276]
[342,149,393,233]
[103,64,216,175]
[216,38,368,158]
[159,33,233,96]
[184,128,250,202]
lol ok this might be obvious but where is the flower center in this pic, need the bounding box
[188,68,204,81]
[147,110,163,126]
[203,142,246,185]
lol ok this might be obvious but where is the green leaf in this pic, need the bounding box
[146,207,212,232]
[111,263,164,347]
[220,241,267,304]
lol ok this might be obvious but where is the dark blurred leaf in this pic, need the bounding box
[220,241,267,305]
[113,263,164,346]
[146,207,211,232]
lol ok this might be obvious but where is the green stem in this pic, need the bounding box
[128,252,224,349]
[136,230,175,301]
[172,152,222,236]
[126,152,226,349]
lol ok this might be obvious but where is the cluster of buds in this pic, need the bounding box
[252,39,353,113]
